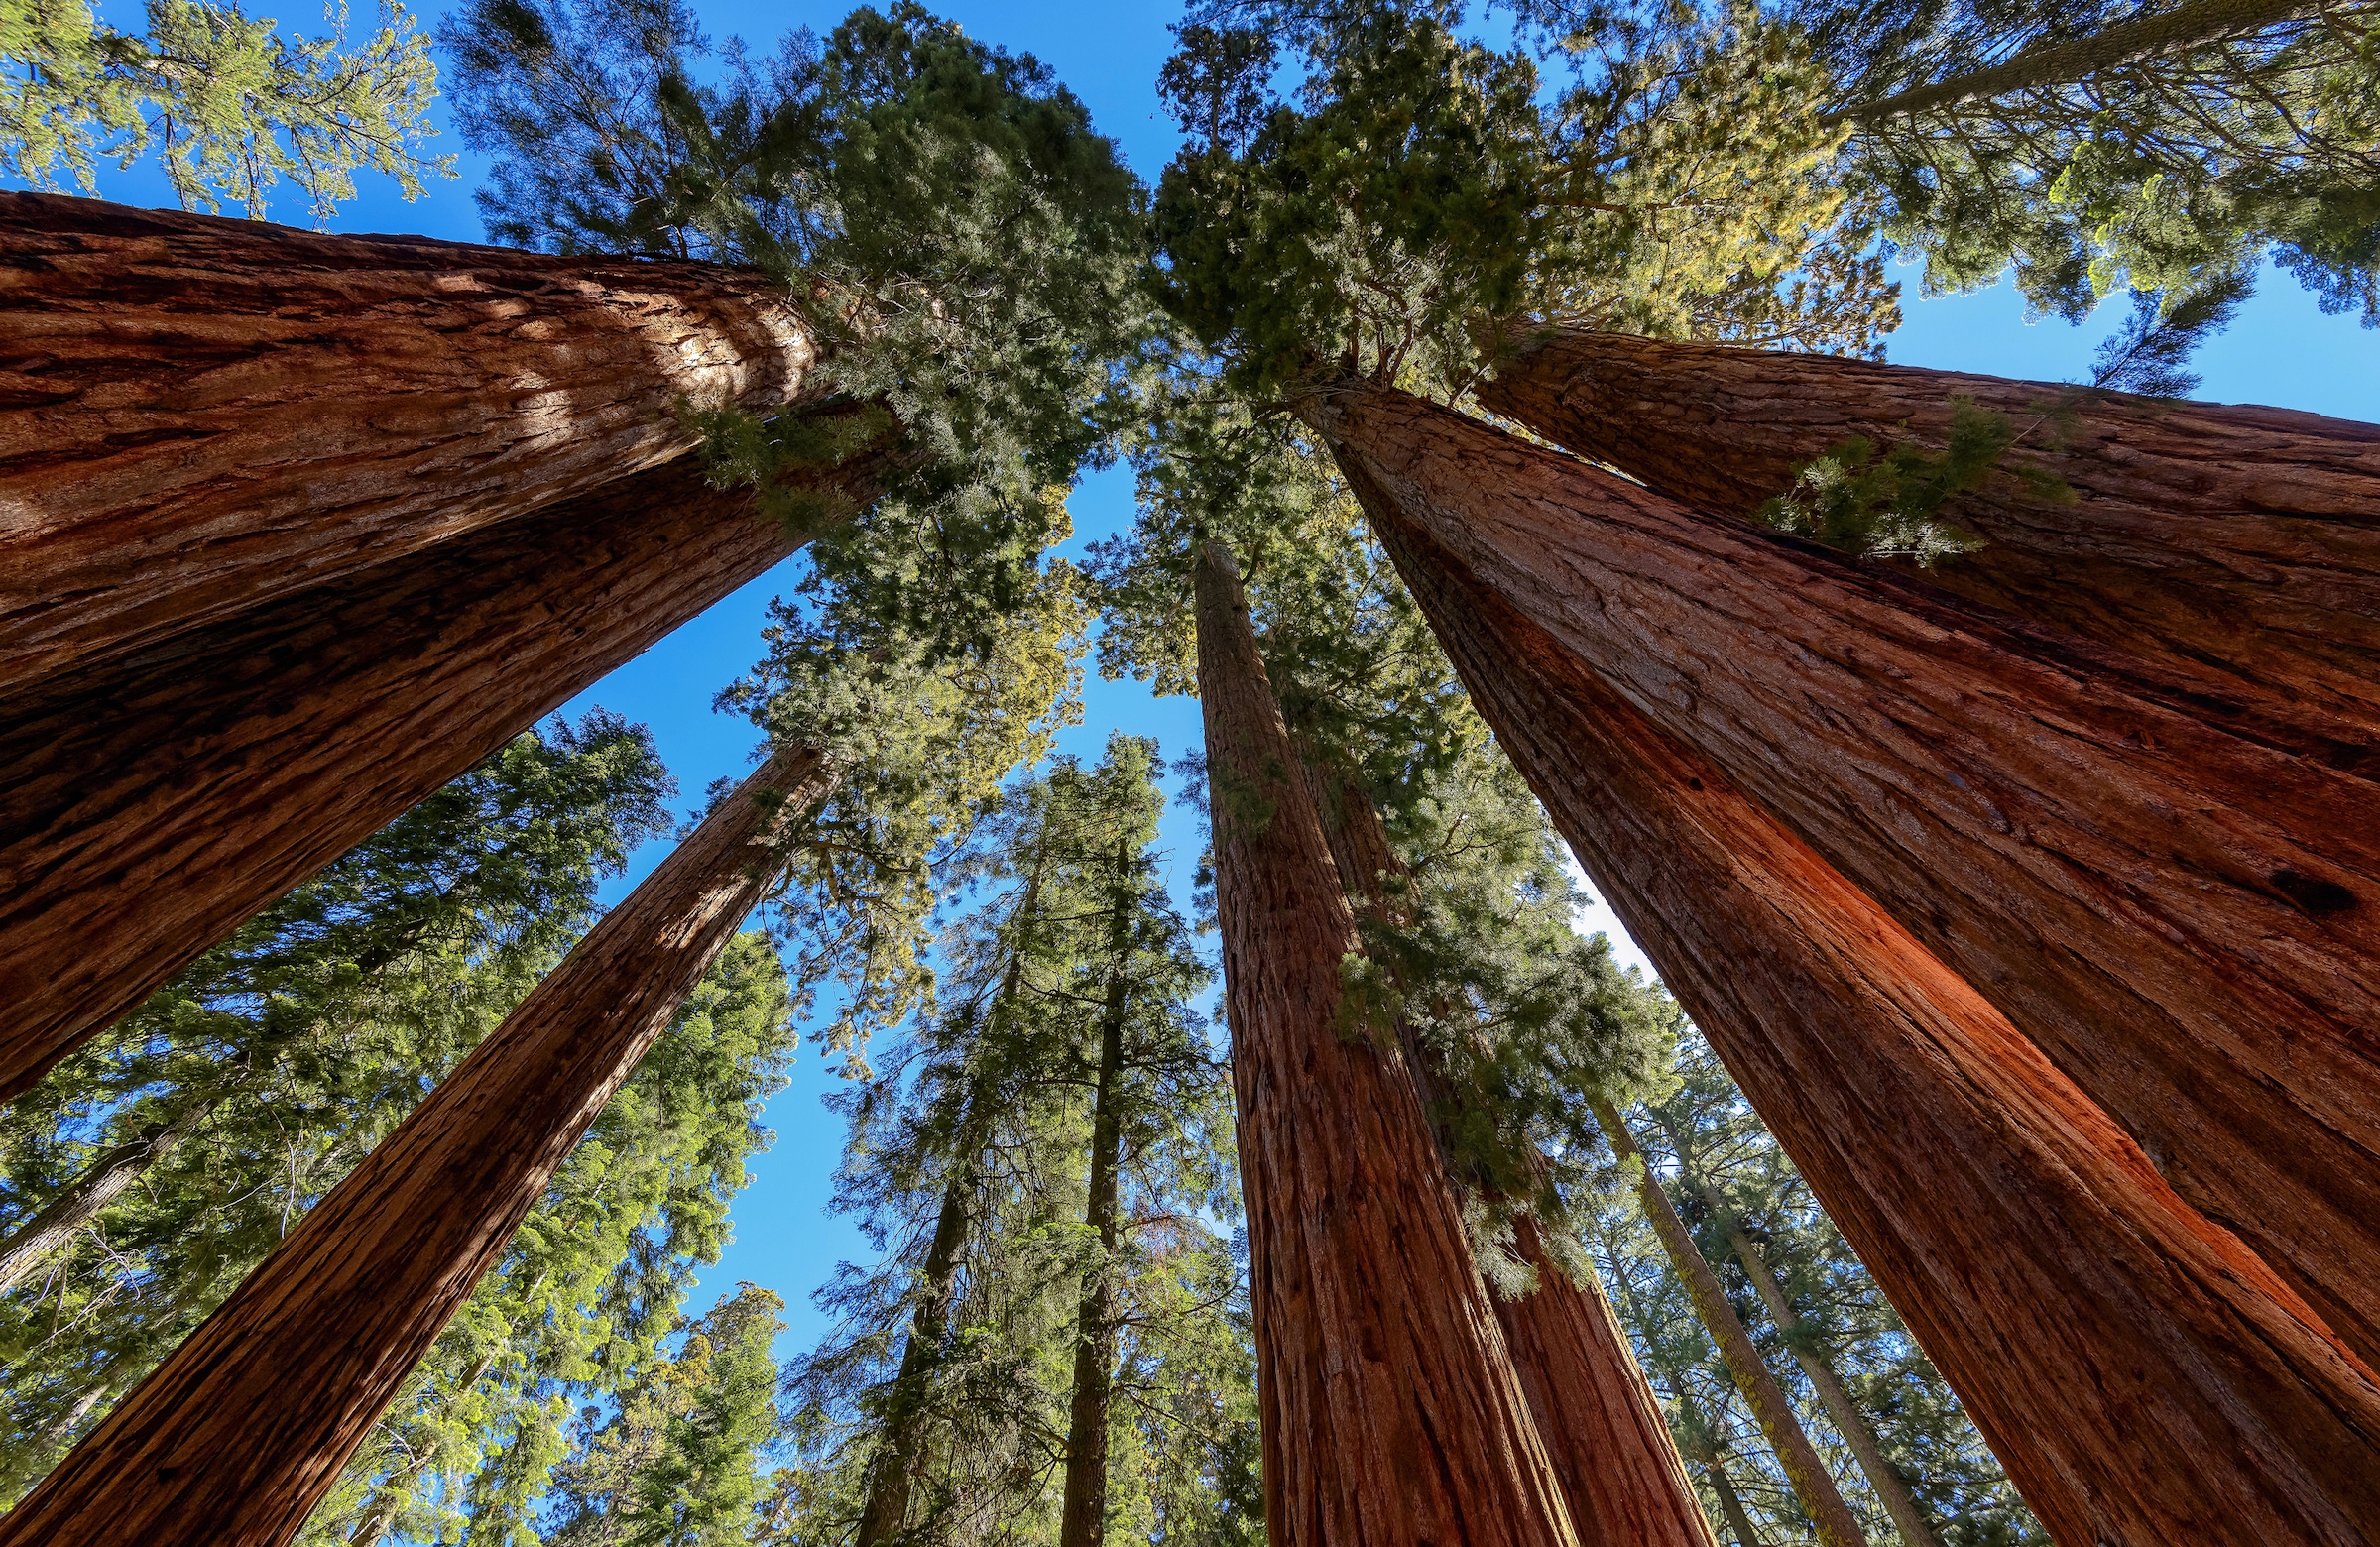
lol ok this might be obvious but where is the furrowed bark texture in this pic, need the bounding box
[1308,377,2380,1369]
[0,191,816,690]
[0,450,877,1105]
[1343,447,2380,1547]
[0,748,835,1547]
[1193,540,1579,1547]
[1594,1104,1868,1547]
[1476,328,2380,733]
[1296,757,1715,1547]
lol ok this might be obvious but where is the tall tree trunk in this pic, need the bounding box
[0,1110,199,1293]
[0,439,890,1106]
[1593,1103,1868,1547]
[858,853,1047,1547]
[1058,842,1135,1547]
[0,747,837,1547]
[1306,376,2380,1371]
[1657,1128,1947,1547]
[1295,753,1715,1547]
[1704,1460,1768,1547]
[1820,0,2331,123]
[1473,327,2380,733]
[0,191,817,692]
[1192,538,1580,1547]
[1339,446,2380,1547]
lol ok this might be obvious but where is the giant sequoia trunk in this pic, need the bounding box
[0,444,887,1106]
[1295,756,1715,1547]
[1474,327,2380,731]
[1193,540,1579,1547]
[1592,1103,1868,1547]
[1342,449,2380,1547]
[1306,377,2380,1370]
[0,192,816,691]
[0,747,836,1547]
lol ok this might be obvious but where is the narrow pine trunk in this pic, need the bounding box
[1193,539,1579,1547]
[1705,1460,1768,1547]
[0,440,890,1106]
[1681,1176,1945,1547]
[1340,446,2380,1546]
[1057,852,1134,1547]
[0,1110,198,1293]
[0,747,836,1547]
[1296,753,1714,1547]
[0,191,817,691]
[1594,1103,1868,1547]
[1821,0,2329,122]
[1474,327,2380,733]
[1307,376,2380,1370]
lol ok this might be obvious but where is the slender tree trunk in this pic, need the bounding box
[1338,445,2380,1547]
[0,191,818,692]
[1820,0,2332,123]
[1659,1133,1947,1547]
[1705,1458,1769,1547]
[1593,1103,1868,1547]
[1295,753,1715,1547]
[0,437,891,1107]
[1474,327,2380,734]
[0,747,836,1547]
[1193,538,1580,1547]
[1058,844,1135,1547]
[0,1110,197,1293]
[858,855,1047,1547]
[1307,376,2380,1371]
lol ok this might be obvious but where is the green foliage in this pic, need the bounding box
[1754,395,2013,562]
[2087,264,2253,394]
[0,0,449,219]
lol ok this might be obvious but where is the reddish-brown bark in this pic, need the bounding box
[0,191,816,690]
[1475,327,2380,731]
[0,747,835,1547]
[1346,452,2380,1546]
[1295,756,1714,1547]
[0,448,883,1106]
[1193,539,1579,1547]
[1305,376,2380,1370]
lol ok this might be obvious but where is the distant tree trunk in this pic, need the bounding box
[1473,327,2380,734]
[1337,445,2380,1547]
[1705,1458,1768,1547]
[0,435,892,1107]
[1192,538,1579,1547]
[1592,1103,1868,1547]
[1305,375,2380,1371]
[1294,753,1715,1547]
[1819,0,2331,123]
[0,747,837,1547]
[1657,1128,1948,1547]
[0,1112,196,1293]
[1058,842,1135,1547]
[858,854,1047,1547]
[0,191,818,693]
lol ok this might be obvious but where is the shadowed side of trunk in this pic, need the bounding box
[0,748,838,1547]
[1295,757,1715,1547]
[1476,328,2380,732]
[1193,540,1578,1547]
[1307,376,2380,1370]
[0,444,888,1105]
[0,191,818,690]
[1344,448,2380,1547]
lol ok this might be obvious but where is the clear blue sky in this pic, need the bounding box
[44,0,2380,1355]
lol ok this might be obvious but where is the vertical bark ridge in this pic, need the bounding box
[1193,539,1579,1547]
[0,747,837,1547]
[0,448,885,1105]
[1305,376,2380,1369]
[1474,327,2380,734]
[1342,447,2380,1547]
[1594,1102,1869,1547]
[1293,753,1716,1547]
[0,191,818,690]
